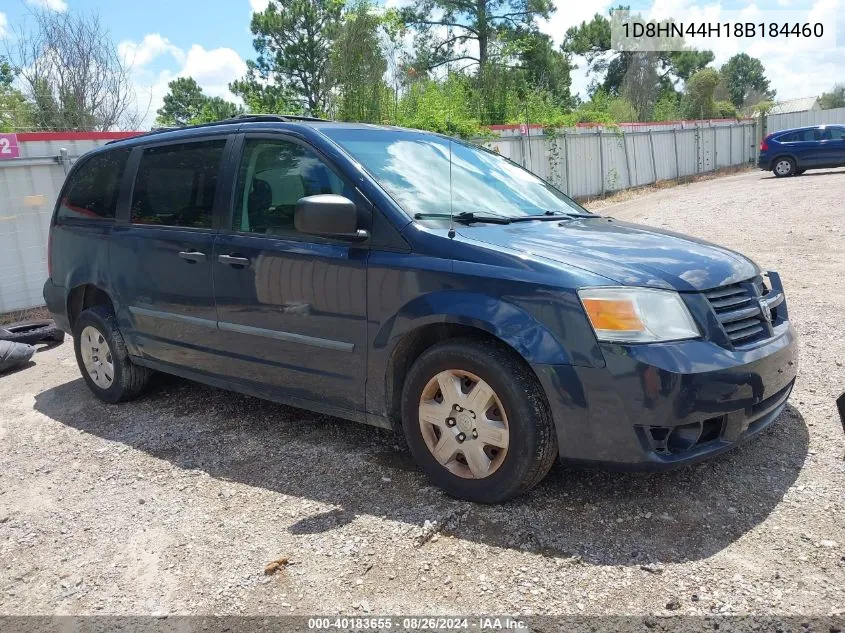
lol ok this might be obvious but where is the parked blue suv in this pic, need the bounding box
[758,124,845,176]
[44,116,798,502]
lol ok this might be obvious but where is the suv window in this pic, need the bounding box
[822,127,845,140]
[130,140,226,228]
[232,138,352,236]
[58,149,130,221]
[778,129,821,142]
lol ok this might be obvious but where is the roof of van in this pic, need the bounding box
[105,115,423,148]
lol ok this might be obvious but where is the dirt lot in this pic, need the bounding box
[1,167,843,617]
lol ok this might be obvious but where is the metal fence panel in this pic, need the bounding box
[766,107,845,133]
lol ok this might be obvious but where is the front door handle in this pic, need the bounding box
[178,250,206,263]
[218,254,250,267]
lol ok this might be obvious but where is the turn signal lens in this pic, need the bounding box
[578,287,700,343]
[581,298,644,333]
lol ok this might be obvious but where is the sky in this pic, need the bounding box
[0,0,842,129]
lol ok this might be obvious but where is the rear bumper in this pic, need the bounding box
[43,279,71,333]
[757,157,771,170]
[536,322,798,470]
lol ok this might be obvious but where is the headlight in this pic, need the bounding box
[577,287,700,343]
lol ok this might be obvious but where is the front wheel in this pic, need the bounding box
[400,339,558,503]
[773,157,795,177]
[73,305,151,403]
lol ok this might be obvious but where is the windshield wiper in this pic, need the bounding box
[414,211,512,225]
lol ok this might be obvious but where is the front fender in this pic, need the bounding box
[373,291,578,365]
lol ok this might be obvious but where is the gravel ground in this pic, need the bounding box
[1,167,843,617]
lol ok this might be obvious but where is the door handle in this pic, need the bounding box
[218,254,250,267]
[178,251,206,263]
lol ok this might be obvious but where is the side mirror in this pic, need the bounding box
[294,194,369,241]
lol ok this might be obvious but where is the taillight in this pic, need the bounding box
[760,136,770,151]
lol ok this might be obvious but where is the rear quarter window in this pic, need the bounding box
[57,149,130,221]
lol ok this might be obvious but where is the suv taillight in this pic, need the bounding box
[760,137,770,151]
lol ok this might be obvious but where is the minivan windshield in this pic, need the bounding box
[321,128,590,219]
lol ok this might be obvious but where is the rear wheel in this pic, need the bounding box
[73,305,150,403]
[773,157,795,177]
[400,339,558,503]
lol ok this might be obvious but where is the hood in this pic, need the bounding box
[458,217,759,291]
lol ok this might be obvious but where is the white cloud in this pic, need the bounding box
[119,34,185,70]
[26,0,68,12]
[250,0,271,12]
[0,12,8,38]
[121,34,248,129]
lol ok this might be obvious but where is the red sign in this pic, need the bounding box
[0,133,20,159]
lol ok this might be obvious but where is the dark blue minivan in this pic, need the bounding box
[44,116,798,502]
[758,124,845,176]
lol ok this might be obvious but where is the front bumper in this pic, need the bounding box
[535,321,798,469]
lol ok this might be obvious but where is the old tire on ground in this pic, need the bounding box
[773,157,796,177]
[400,338,558,503]
[0,340,36,374]
[73,305,150,403]
[0,320,64,345]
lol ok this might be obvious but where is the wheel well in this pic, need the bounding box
[67,284,114,328]
[771,154,797,167]
[385,323,533,428]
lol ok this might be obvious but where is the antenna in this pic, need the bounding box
[446,25,456,239]
[448,138,455,239]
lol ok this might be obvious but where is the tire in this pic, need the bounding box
[0,340,35,374]
[0,320,64,345]
[400,338,558,503]
[772,157,795,177]
[73,305,150,403]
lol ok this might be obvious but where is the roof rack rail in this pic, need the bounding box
[105,113,331,145]
[231,114,331,123]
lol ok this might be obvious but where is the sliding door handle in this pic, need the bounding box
[178,251,206,263]
[218,254,250,267]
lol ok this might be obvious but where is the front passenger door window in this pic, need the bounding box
[232,139,353,237]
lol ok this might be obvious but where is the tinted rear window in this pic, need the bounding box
[777,129,821,142]
[130,140,226,228]
[58,149,130,221]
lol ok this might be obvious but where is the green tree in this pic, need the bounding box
[652,92,680,121]
[229,62,301,115]
[247,0,343,116]
[518,33,574,107]
[819,84,845,110]
[0,57,33,132]
[401,0,555,71]
[563,8,713,110]
[194,97,243,124]
[680,68,719,119]
[720,53,774,109]
[330,0,389,122]
[156,77,206,126]
[156,77,241,127]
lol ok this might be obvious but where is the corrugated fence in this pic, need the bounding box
[766,106,845,134]
[480,121,758,200]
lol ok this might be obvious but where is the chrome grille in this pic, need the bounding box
[703,277,779,347]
